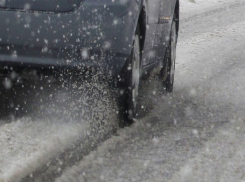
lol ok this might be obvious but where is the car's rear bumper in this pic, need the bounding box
[0,0,140,77]
[0,51,130,78]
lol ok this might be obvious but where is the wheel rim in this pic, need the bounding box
[132,35,140,111]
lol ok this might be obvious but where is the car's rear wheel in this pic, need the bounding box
[120,29,141,124]
[129,33,141,120]
[161,17,177,93]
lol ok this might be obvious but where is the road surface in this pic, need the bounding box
[0,0,245,181]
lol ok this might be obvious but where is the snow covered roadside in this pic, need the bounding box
[180,0,244,19]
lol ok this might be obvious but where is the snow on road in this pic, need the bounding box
[0,118,88,182]
[0,80,118,182]
[176,0,245,115]
[56,0,245,181]
[1,0,245,181]
[180,0,244,19]
[170,118,245,182]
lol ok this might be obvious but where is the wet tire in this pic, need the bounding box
[161,16,177,93]
[119,28,141,124]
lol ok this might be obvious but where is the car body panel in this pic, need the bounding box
[0,0,84,13]
[141,0,178,66]
[0,0,178,77]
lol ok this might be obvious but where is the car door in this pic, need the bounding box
[141,0,161,66]
[153,0,176,63]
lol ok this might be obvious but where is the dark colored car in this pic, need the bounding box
[0,0,179,121]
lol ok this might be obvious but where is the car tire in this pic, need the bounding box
[161,16,177,93]
[119,28,141,124]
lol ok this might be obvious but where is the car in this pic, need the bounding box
[0,0,179,122]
